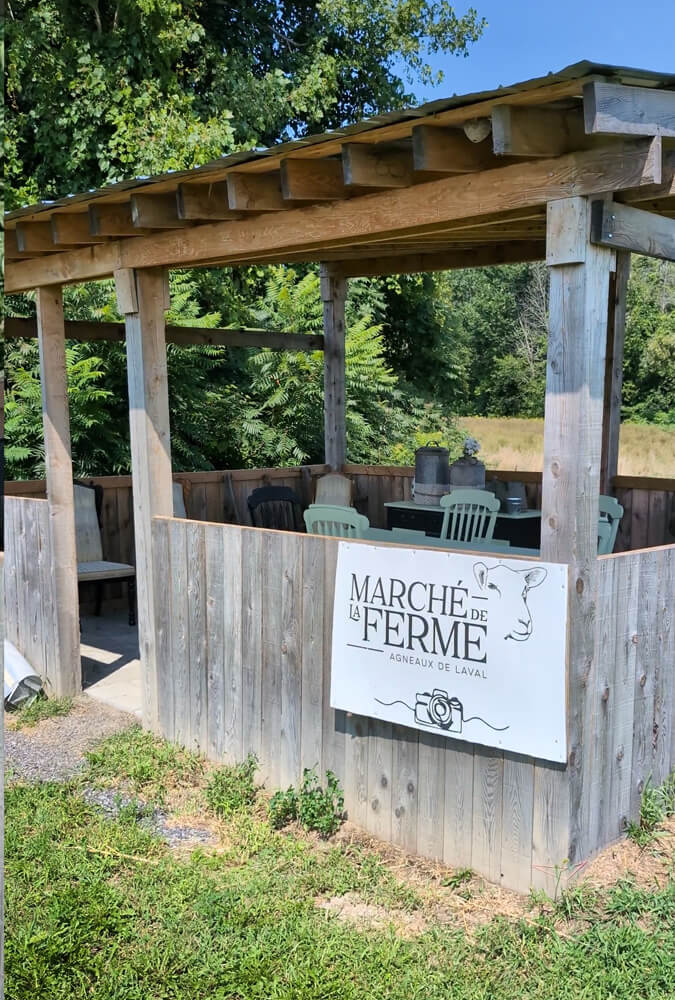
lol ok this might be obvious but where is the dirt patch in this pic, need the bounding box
[582,816,675,891]
[316,891,428,938]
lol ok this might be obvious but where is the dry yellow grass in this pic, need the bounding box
[460,417,675,479]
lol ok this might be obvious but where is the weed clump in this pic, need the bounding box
[205,754,258,818]
[627,771,675,845]
[12,693,73,728]
[269,768,344,837]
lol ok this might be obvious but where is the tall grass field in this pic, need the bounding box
[459,418,675,478]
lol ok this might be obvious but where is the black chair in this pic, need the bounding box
[247,486,305,532]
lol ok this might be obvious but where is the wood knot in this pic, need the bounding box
[637,780,644,794]
[371,798,379,812]
[575,577,584,596]
[280,642,288,654]
[631,633,639,645]
[407,781,415,795]
[616,746,624,762]
[550,460,561,478]
[395,806,403,818]
[568,749,577,767]
[601,686,610,702]
[380,775,388,789]
[639,674,647,688]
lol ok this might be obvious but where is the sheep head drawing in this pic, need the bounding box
[473,562,547,641]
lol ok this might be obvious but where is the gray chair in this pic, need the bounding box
[75,484,136,625]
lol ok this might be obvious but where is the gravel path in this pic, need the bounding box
[5,694,217,849]
[5,696,136,783]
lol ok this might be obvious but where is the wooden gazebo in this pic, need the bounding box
[4,61,675,893]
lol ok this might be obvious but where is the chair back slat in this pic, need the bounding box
[598,494,624,554]
[440,489,500,543]
[74,484,103,563]
[304,504,369,539]
[315,473,353,507]
[247,486,305,532]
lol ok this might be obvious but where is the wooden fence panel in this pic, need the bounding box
[152,517,577,892]
[4,497,60,693]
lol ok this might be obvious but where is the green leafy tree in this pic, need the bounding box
[5,0,485,209]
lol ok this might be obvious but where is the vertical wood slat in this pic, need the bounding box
[241,528,264,763]
[391,724,419,854]
[205,524,225,761]
[367,719,393,843]
[301,534,325,775]
[168,519,190,748]
[280,532,303,787]
[187,522,208,752]
[3,498,59,693]
[222,525,244,763]
[500,753,535,891]
[416,732,446,861]
[261,532,283,787]
[152,518,173,738]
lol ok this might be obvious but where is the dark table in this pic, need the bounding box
[384,500,542,549]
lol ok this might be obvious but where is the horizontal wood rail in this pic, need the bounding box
[5,317,325,352]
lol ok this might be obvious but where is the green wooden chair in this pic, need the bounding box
[598,494,624,554]
[304,504,370,539]
[439,489,500,543]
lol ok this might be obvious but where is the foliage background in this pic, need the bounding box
[3,1,674,478]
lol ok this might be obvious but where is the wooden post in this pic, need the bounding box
[115,267,173,731]
[541,197,614,867]
[320,265,347,470]
[36,286,81,696]
[600,251,631,494]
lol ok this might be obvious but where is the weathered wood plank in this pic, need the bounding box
[221,525,244,763]
[584,82,675,138]
[261,531,283,787]
[500,753,535,891]
[187,522,208,752]
[416,732,446,861]
[280,531,303,787]
[153,518,174,739]
[168,519,190,748]
[531,763,570,895]
[321,268,347,470]
[391,724,419,854]
[471,749,504,884]
[591,200,675,262]
[205,524,226,760]
[367,719,393,843]
[241,528,264,764]
[301,534,324,775]
[442,740,475,871]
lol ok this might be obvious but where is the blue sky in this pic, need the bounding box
[399,0,673,102]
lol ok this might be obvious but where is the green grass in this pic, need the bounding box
[11,693,73,728]
[5,733,675,999]
[84,725,203,803]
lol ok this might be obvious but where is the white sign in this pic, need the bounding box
[331,544,568,763]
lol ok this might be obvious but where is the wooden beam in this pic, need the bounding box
[280,158,347,200]
[130,193,191,229]
[35,286,81,697]
[492,106,587,157]
[601,251,630,493]
[50,213,104,246]
[412,125,497,172]
[4,316,324,351]
[332,239,544,278]
[342,143,413,188]
[226,172,290,211]
[541,195,614,869]
[5,138,663,292]
[591,200,675,261]
[176,182,240,220]
[116,268,173,731]
[320,266,347,470]
[4,228,49,260]
[584,82,675,138]
[16,222,78,253]
[89,203,152,237]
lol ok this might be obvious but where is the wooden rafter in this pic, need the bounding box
[590,200,675,261]
[4,138,662,291]
[583,81,675,137]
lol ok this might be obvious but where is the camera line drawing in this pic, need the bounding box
[375,691,509,734]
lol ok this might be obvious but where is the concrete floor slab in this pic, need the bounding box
[81,613,142,717]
